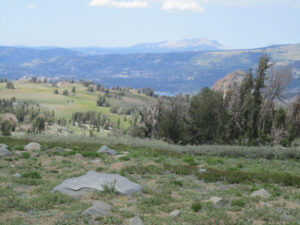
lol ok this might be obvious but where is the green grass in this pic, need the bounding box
[1,135,300,224]
[0,82,139,129]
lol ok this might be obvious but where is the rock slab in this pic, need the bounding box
[97,145,117,155]
[53,171,142,197]
[24,142,41,151]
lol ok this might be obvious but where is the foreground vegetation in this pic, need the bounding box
[0,135,300,224]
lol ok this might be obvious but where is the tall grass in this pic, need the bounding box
[8,133,300,160]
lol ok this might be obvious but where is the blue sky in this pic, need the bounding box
[0,0,299,49]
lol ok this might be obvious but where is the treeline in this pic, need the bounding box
[133,55,300,146]
[0,98,55,135]
[71,111,113,130]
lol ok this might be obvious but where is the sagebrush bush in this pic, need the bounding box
[191,201,202,212]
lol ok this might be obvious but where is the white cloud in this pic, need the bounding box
[89,0,148,8]
[198,0,300,7]
[161,0,204,12]
[27,3,36,9]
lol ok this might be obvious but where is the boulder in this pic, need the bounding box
[0,148,12,157]
[209,197,225,206]
[53,171,142,198]
[251,188,270,198]
[170,209,181,217]
[82,201,112,217]
[198,168,207,173]
[129,216,144,225]
[24,142,41,151]
[13,173,21,178]
[0,144,8,149]
[97,145,117,155]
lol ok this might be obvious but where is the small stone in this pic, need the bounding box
[13,173,21,178]
[91,159,101,163]
[170,209,181,217]
[75,153,82,158]
[97,145,117,155]
[129,216,144,225]
[82,201,112,217]
[0,148,12,157]
[209,197,225,206]
[45,147,63,154]
[0,144,8,149]
[198,168,207,173]
[24,142,41,151]
[251,189,271,198]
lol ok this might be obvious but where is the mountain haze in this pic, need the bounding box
[72,38,229,55]
[0,43,299,95]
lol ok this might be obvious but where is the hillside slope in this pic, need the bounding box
[0,44,299,95]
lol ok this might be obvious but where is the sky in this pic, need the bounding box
[0,0,300,49]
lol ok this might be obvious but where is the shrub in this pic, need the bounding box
[96,167,104,172]
[22,171,41,179]
[6,82,15,89]
[231,199,246,207]
[21,152,31,159]
[197,168,300,187]
[170,180,183,187]
[119,156,130,161]
[63,90,68,96]
[102,180,116,195]
[191,201,202,212]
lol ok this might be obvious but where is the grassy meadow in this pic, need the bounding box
[0,135,300,224]
[0,81,154,130]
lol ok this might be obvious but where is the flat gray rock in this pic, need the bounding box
[82,201,112,217]
[24,142,41,151]
[0,148,12,157]
[129,216,144,225]
[53,171,142,197]
[97,145,117,155]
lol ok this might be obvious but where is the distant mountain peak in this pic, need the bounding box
[158,37,229,50]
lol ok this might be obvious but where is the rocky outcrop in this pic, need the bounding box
[211,70,248,96]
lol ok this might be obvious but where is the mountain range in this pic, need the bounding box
[0,39,299,95]
[72,38,229,55]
